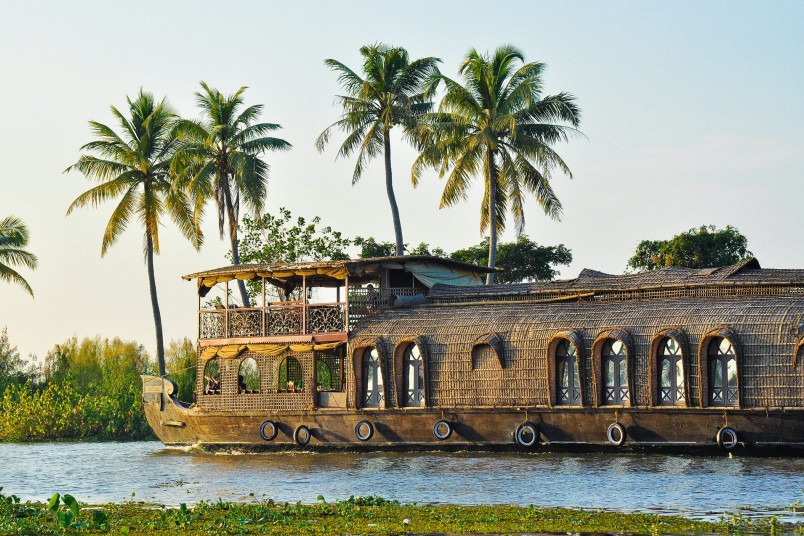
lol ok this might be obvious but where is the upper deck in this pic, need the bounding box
[183,255,493,345]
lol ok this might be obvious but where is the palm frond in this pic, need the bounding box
[0,264,34,296]
[100,184,139,256]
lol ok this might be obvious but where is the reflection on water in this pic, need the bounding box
[1,441,802,521]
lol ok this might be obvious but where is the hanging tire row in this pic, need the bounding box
[256,419,740,450]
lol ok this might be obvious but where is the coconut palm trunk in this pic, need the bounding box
[486,154,499,285]
[383,130,404,256]
[145,231,166,376]
[222,182,251,307]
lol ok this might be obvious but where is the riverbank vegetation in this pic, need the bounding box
[4,489,787,536]
[0,333,196,442]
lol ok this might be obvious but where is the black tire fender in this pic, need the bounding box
[433,420,452,440]
[354,420,374,442]
[716,426,739,451]
[259,420,278,441]
[294,425,311,446]
[607,422,627,446]
[515,422,539,447]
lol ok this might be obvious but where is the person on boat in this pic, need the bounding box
[204,372,221,394]
[366,284,379,312]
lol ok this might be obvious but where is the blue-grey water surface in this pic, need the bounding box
[1,441,802,522]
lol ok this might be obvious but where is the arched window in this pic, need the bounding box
[362,347,384,408]
[403,344,425,407]
[708,338,738,406]
[556,339,581,406]
[238,357,260,394]
[278,356,303,392]
[602,339,628,405]
[658,338,684,405]
[203,358,221,395]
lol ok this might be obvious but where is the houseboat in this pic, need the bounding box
[141,255,804,452]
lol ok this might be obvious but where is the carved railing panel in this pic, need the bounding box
[308,304,345,333]
[200,311,225,339]
[228,309,262,338]
[267,306,303,335]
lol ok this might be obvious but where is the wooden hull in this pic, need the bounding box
[142,377,804,454]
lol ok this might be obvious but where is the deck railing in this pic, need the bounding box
[198,287,427,340]
[199,302,346,340]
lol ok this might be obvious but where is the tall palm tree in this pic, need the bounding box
[0,216,38,296]
[65,90,201,376]
[173,82,291,307]
[316,44,441,256]
[412,46,582,284]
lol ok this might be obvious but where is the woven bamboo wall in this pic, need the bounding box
[196,350,314,411]
[349,295,804,409]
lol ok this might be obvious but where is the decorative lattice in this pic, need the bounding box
[200,312,225,339]
[267,307,302,335]
[229,309,262,338]
[308,305,345,333]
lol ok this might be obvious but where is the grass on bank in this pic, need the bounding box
[2,489,797,535]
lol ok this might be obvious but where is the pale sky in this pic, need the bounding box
[1,1,802,361]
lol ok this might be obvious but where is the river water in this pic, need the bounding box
[1,441,802,522]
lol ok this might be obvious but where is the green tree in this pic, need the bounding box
[174,82,291,307]
[0,215,38,296]
[65,90,202,376]
[236,208,352,302]
[165,338,196,403]
[412,45,582,284]
[353,236,396,258]
[316,44,441,256]
[409,242,447,257]
[0,327,30,395]
[450,235,571,284]
[627,225,751,272]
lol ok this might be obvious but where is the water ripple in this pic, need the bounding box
[1,441,802,522]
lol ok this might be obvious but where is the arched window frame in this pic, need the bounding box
[237,356,261,394]
[546,330,585,408]
[350,338,389,409]
[793,338,804,368]
[470,332,505,370]
[591,329,634,408]
[277,355,304,392]
[698,327,741,408]
[648,328,689,407]
[202,356,222,396]
[393,336,429,408]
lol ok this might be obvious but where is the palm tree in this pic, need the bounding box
[412,46,582,284]
[316,44,441,256]
[65,90,201,376]
[0,216,38,296]
[173,82,291,307]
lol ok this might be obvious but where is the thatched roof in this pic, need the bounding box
[429,258,804,301]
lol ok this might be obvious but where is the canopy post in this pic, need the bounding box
[262,277,267,337]
[302,275,307,335]
[225,280,230,338]
[344,274,349,333]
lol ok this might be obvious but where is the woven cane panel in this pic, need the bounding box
[196,350,314,411]
[350,295,804,409]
